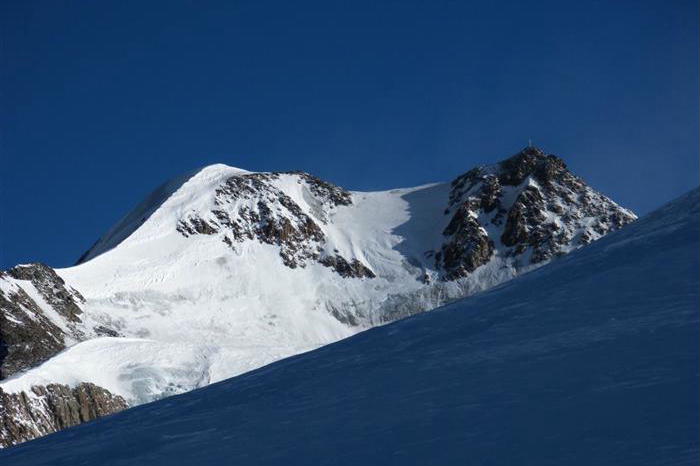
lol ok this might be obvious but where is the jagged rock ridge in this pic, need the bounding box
[434,147,635,279]
[176,171,374,278]
[170,149,635,283]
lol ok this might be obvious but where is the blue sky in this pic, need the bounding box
[1,0,697,268]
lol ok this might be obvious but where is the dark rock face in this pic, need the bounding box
[93,325,121,338]
[437,147,637,279]
[176,217,218,236]
[0,383,128,448]
[0,282,65,380]
[436,205,495,281]
[501,186,547,248]
[177,172,374,278]
[286,171,352,207]
[7,264,84,323]
[0,264,87,380]
[319,255,376,279]
[498,148,570,186]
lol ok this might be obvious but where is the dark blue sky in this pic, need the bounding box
[1,0,697,269]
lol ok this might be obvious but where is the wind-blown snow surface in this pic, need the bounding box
[3,189,697,465]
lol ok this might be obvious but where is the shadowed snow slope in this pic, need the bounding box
[2,189,696,465]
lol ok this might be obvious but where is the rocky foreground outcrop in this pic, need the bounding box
[0,383,127,448]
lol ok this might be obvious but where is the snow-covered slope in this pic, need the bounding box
[0,147,636,445]
[2,186,696,465]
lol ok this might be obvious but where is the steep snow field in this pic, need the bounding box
[2,188,696,465]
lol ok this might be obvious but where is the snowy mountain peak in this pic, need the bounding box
[76,164,251,264]
[436,147,635,279]
[174,169,375,276]
[77,149,635,284]
[1,148,638,447]
[4,187,696,465]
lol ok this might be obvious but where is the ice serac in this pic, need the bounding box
[0,148,637,447]
[1,189,695,465]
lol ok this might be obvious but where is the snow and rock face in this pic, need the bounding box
[436,147,636,278]
[1,188,696,466]
[0,147,636,447]
[174,171,374,277]
[0,264,88,379]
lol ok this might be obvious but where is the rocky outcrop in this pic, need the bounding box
[0,383,128,448]
[7,264,84,323]
[0,264,87,380]
[0,283,65,380]
[167,151,634,282]
[436,147,636,278]
[319,255,376,279]
[0,265,124,449]
[177,171,375,278]
[436,205,495,281]
[286,171,352,207]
